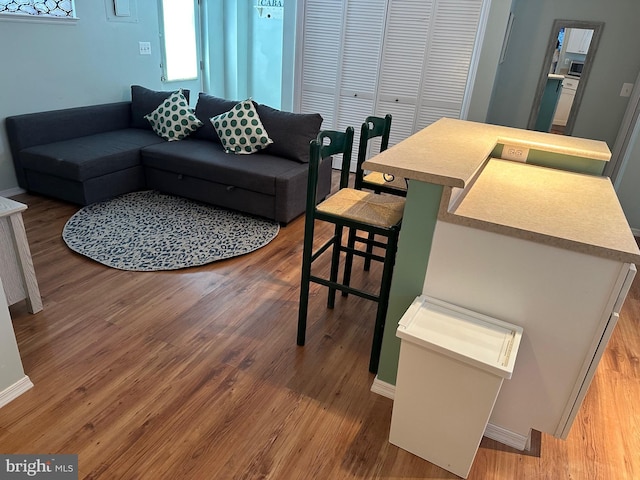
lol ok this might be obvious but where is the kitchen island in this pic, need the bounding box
[364,118,639,449]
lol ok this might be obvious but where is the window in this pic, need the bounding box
[159,0,199,82]
[0,0,76,18]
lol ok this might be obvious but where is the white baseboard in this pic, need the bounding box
[0,187,26,199]
[370,376,396,399]
[0,375,33,409]
[371,376,530,451]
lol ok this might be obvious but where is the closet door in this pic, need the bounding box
[297,0,486,156]
[298,0,387,168]
[376,0,434,146]
[336,0,387,167]
[376,0,484,145]
[416,0,484,130]
[298,0,345,129]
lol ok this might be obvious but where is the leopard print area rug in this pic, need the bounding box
[62,191,280,271]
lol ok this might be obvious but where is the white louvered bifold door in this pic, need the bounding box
[299,0,345,130]
[375,0,483,146]
[297,0,486,163]
[336,0,387,169]
[375,0,434,147]
[416,0,483,131]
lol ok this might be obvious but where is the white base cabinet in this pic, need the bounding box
[422,220,635,441]
[553,77,579,127]
[0,277,33,409]
[0,197,42,314]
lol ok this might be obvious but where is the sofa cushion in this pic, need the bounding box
[145,90,203,141]
[192,93,239,143]
[211,99,273,154]
[256,104,323,163]
[131,85,190,130]
[19,129,164,181]
[141,139,307,196]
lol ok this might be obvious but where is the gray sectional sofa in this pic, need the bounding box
[5,86,331,224]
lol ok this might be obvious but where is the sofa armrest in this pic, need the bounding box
[5,102,132,188]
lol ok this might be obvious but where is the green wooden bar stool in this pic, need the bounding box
[297,127,405,374]
[345,114,407,278]
[354,114,408,197]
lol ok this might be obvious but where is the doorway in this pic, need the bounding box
[158,0,203,98]
[200,0,287,109]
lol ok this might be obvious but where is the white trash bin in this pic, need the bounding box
[389,295,523,479]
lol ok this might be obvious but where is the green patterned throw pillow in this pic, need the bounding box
[211,99,273,154]
[145,90,203,141]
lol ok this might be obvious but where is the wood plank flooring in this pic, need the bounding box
[1,191,639,479]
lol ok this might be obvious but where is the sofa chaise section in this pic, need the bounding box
[5,102,165,205]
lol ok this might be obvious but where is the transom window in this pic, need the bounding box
[0,0,75,17]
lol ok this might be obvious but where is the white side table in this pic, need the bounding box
[0,197,42,314]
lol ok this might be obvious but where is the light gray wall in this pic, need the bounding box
[466,0,513,123]
[487,0,640,231]
[487,0,640,148]
[0,1,195,194]
[616,117,640,232]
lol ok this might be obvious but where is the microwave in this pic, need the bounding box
[568,60,584,77]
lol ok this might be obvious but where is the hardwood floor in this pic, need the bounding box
[1,192,639,479]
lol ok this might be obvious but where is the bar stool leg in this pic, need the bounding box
[328,224,343,308]
[364,231,375,271]
[341,227,357,297]
[297,212,316,346]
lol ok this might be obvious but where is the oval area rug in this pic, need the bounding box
[62,191,280,271]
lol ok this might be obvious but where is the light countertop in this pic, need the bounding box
[363,118,611,189]
[0,197,27,217]
[362,118,639,264]
[447,159,640,263]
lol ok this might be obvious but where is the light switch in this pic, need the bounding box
[114,0,130,17]
[620,83,634,98]
[139,42,151,55]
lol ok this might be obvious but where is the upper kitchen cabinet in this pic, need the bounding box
[295,0,488,165]
[565,28,594,55]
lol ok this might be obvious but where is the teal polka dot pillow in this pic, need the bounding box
[211,99,273,154]
[144,90,203,141]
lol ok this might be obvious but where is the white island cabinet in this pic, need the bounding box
[425,158,638,444]
[363,118,639,450]
[424,220,635,444]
